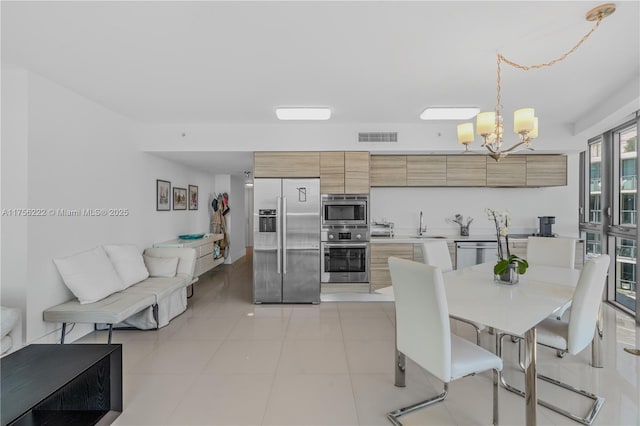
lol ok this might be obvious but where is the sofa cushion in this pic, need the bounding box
[143,255,179,278]
[0,307,20,338]
[104,244,150,288]
[42,291,156,325]
[123,276,189,301]
[53,247,125,304]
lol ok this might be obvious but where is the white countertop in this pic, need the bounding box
[371,234,582,243]
[372,234,512,243]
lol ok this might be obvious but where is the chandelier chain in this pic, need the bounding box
[500,16,603,71]
[494,14,604,122]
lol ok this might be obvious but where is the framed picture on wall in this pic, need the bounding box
[173,187,187,210]
[188,185,198,210]
[156,180,171,211]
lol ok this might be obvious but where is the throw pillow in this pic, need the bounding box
[0,307,20,338]
[103,244,150,287]
[143,255,179,278]
[53,246,125,304]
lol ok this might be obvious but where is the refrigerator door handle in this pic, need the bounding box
[276,196,282,275]
[282,196,287,274]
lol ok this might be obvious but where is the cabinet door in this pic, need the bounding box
[486,155,526,187]
[370,156,407,187]
[254,152,320,178]
[526,155,567,187]
[446,156,487,186]
[345,152,370,194]
[370,243,413,291]
[320,152,345,194]
[407,156,447,186]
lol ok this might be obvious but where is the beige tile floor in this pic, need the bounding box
[76,254,640,425]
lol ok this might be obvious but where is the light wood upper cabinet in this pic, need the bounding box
[370,156,407,187]
[446,156,487,186]
[320,152,345,194]
[526,155,567,187]
[320,151,370,194]
[254,152,320,178]
[486,155,527,187]
[407,156,447,186]
[344,152,370,194]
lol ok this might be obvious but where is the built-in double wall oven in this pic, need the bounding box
[321,194,370,284]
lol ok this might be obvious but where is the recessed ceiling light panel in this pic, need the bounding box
[276,107,331,120]
[420,107,480,120]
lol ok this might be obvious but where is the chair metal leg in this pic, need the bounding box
[493,369,499,426]
[387,383,448,426]
[450,315,481,345]
[591,305,604,368]
[394,349,406,387]
[60,323,67,344]
[497,332,605,425]
[108,324,113,344]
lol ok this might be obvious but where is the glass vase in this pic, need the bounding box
[495,263,519,284]
[460,225,469,236]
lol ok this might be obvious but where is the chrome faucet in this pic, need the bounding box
[419,211,426,236]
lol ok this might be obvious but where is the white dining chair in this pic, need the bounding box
[497,254,610,426]
[528,237,577,321]
[527,236,576,269]
[421,240,485,344]
[387,257,502,426]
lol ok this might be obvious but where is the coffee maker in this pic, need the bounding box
[537,216,556,237]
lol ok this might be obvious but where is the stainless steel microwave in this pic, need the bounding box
[321,194,368,227]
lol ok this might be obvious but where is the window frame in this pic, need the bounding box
[579,114,639,323]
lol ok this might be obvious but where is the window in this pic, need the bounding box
[580,115,639,320]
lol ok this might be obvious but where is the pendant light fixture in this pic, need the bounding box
[457,3,616,161]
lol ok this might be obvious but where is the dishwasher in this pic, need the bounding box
[455,241,499,270]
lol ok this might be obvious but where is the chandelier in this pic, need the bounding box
[457,3,617,161]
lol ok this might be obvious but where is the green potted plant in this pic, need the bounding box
[486,208,528,283]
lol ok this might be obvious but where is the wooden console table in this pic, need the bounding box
[1,344,122,426]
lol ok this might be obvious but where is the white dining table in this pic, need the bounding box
[443,263,581,426]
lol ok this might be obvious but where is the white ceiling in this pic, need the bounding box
[2,1,639,176]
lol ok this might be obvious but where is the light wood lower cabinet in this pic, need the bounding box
[370,243,413,291]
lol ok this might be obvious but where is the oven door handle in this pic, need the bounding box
[323,243,369,248]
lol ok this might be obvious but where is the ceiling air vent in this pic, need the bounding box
[358,132,398,143]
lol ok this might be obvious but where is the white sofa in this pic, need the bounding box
[1,306,22,355]
[43,245,196,343]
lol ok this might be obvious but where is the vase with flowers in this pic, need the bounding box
[448,213,473,236]
[486,208,528,284]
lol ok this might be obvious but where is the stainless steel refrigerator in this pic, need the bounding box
[253,178,320,303]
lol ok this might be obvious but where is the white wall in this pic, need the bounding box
[1,70,218,344]
[371,154,580,238]
[136,120,582,154]
[1,69,29,344]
